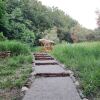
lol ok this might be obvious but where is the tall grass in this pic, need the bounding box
[0,40,30,56]
[51,42,100,98]
[0,55,32,88]
[0,40,32,89]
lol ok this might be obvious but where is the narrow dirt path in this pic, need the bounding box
[23,53,81,100]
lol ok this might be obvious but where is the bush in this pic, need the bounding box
[21,29,35,46]
[0,40,31,56]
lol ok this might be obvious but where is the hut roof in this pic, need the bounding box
[39,39,54,44]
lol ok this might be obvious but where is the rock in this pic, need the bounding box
[60,64,65,68]
[70,75,76,82]
[78,89,85,99]
[75,81,80,86]
[31,72,36,76]
[32,67,34,71]
[28,77,33,82]
[66,70,74,75]
[25,82,31,88]
[32,63,35,67]
[21,87,28,92]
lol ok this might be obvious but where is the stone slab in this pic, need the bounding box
[34,65,67,74]
[23,77,81,100]
[35,60,58,64]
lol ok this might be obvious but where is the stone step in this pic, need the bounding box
[35,55,51,58]
[35,62,58,65]
[34,53,48,56]
[34,65,69,77]
[35,60,58,63]
[35,57,54,60]
[35,60,58,65]
[23,77,81,100]
[35,73,70,77]
[34,65,66,73]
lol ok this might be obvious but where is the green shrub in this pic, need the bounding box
[21,29,35,46]
[0,40,31,56]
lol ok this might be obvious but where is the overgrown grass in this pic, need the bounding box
[0,40,30,56]
[0,41,32,89]
[0,55,32,88]
[51,42,100,98]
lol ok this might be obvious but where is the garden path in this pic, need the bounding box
[23,53,81,100]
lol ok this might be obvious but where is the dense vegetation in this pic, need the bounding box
[0,40,32,99]
[0,55,32,88]
[0,0,99,45]
[0,40,30,55]
[51,42,100,99]
[0,41,32,88]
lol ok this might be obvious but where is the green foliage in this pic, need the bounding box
[51,42,100,98]
[0,0,6,33]
[0,0,80,45]
[0,0,5,19]
[21,29,35,46]
[0,40,30,56]
[57,28,72,42]
[0,32,6,41]
[0,0,97,45]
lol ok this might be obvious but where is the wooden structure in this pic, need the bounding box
[71,33,79,43]
[39,39,54,52]
[0,51,11,58]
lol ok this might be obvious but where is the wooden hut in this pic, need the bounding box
[39,39,54,52]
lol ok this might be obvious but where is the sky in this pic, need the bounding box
[38,0,100,30]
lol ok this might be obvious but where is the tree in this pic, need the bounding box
[96,10,100,29]
[0,0,6,32]
[0,0,5,18]
[21,29,35,46]
[1,0,94,45]
[0,32,7,41]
